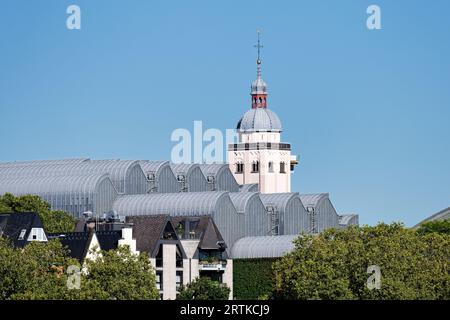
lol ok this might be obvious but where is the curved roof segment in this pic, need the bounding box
[199,164,240,192]
[113,192,230,217]
[338,214,359,227]
[0,159,147,194]
[299,193,329,209]
[140,161,180,193]
[113,191,244,249]
[170,163,209,192]
[237,108,282,133]
[0,158,89,168]
[229,192,261,213]
[0,173,112,195]
[0,174,118,218]
[231,235,298,259]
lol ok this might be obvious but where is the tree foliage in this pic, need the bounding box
[417,219,450,235]
[0,193,75,233]
[177,277,230,300]
[272,223,450,300]
[0,239,159,300]
[83,246,159,300]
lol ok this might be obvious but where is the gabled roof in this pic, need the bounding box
[48,231,95,262]
[95,230,122,251]
[0,212,45,247]
[125,215,179,257]
[171,216,226,250]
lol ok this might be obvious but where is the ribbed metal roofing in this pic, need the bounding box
[237,108,282,132]
[239,184,259,192]
[198,164,227,176]
[231,235,298,259]
[139,160,169,173]
[338,214,358,226]
[0,173,113,195]
[0,159,145,194]
[299,193,329,208]
[170,163,199,175]
[0,158,89,168]
[259,193,301,211]
[229,192,261,213]
[113,192,230,216]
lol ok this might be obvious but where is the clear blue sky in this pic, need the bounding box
[0,0,449,226]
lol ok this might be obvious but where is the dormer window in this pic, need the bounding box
[18,229,26,240]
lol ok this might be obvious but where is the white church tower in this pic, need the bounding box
[228,32,297,193]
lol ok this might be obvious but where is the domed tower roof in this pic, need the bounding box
[237,31,282,133]
[237,108,282,132]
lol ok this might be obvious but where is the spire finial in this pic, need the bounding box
[254,30,263,78]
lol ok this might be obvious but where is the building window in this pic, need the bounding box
[156,271,163,291]
[176,271,183,290]
[280,161,286,173]
[235,162,244,174]
[252,161,260,173]
[18,229,26,240]
[268,161,274,173]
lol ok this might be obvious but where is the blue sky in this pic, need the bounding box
[0,0,449,226]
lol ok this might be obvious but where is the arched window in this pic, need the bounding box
[236,162,244,174]
[252,161,260,173]
[280,161,286,173]
[268,161,274,173]
[259,97,263,103]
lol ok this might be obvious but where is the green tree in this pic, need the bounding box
[417,219,450,235]
[0,193,75,233]
[177,277,230,300]
[83,246,159,300]
[273,223,450,300]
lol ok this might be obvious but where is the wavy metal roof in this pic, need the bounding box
[229,192,261,213]
[299,193,329,208]
[239,184,259,192]
[113,192,230,216]
[170,163,199,175]
[0,158,89,168]
[231,235,298,259]
[0,173,112,195]
[338,214,359,226]
[139,160,169,173]
[259,193,301,211]
[0,159,145,194]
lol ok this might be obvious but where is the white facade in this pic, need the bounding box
[229,131,294,193]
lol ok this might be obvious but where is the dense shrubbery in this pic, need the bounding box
[417,219,450,235]
[273,223,450,300]
[0,193,76,233]
[233,259,277,299]
[177,277,230,300]
[0,238,159,300]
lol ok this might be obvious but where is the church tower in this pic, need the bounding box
[228,32,298,193]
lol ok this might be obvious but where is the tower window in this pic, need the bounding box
[236,163,244,174]
[268,161,274,173]
[252,161,260,173]
[280,162,286,174]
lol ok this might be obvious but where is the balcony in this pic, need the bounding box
[198,260,227,271]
